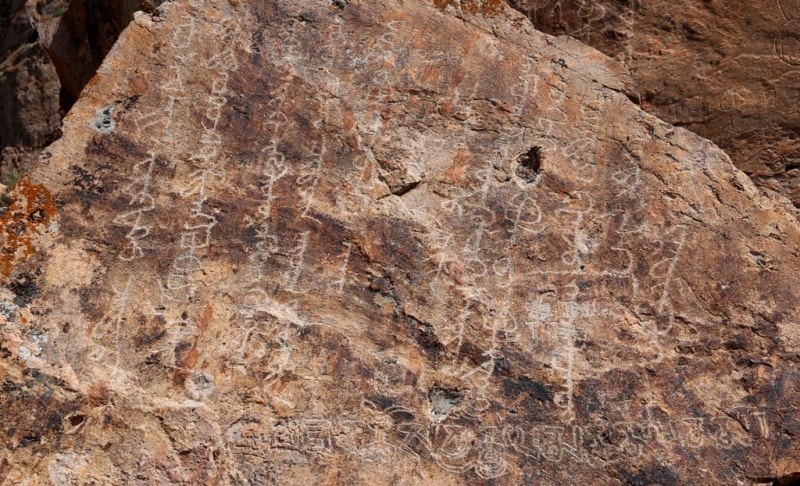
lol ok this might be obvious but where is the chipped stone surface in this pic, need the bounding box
[1,0,800,484]
[506,0,800,207]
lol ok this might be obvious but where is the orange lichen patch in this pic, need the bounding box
[197,303,215,333]
[0,177,56,279]
[432,0,505,16]
[175,303,215,384]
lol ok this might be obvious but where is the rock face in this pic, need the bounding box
[506,0,800,207]
[1,0,800,484]
[32,0,161,108]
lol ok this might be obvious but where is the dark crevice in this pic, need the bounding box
[391,180,421,197]
[515,145,543,183]
[775,473,800,486]
[67,414,86,427]
[749,473,800,486]
[377,178,423,200]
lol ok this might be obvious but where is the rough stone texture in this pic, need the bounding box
[506,0,800,207]
[1,0,800,484]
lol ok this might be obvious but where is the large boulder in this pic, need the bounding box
[1,0,798,484]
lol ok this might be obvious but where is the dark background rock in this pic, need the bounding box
[33,0,159,108]
[0,0,160,183]
[0,0,64,182]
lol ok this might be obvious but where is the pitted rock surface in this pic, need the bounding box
[1,0,799,484]
[507,0,800,207]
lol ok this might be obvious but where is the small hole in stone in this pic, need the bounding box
[68,414,86,427]
[516,146,542,183]
[429,386,463,416]
[774,472,800,486]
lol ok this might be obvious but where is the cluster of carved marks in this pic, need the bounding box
[112,153,156,261]
[3,0,799,483]
[224,404,769,480]
[432,0,505,16]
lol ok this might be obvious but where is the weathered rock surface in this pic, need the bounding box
[1,0,800,484]
[506,0,800,207]
[32,0,161,107]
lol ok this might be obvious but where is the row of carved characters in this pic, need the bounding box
[101,10,244,376]
[225,407,769,480]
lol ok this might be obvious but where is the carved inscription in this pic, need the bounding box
[67,1,800,483]
[226,407,770,480]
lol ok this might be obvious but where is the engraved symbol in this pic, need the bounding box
[474,429,508,479]
[776,33,800,66]
[270,419,303,452]
[285,231,310,291]
[431,424,475,474]
[330,242,352,293]
[505,193,542,239]
[171,16,196,49]
[303,418,334,454]
[652,226,687,315]
[98,277,133,368]
[335,419,375,456]
[778,0,800,21]
[113,154,157,260]
[719,88,747,112]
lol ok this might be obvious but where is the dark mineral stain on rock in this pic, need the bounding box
[8,272,40,307]
[618,464,680,486]
[503,375,555,403]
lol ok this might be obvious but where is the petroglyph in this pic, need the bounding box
[3,0,799,484]
[221,405,772,479]
[113,153,157,261]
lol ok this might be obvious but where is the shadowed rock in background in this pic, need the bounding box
[0,0,161,182]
